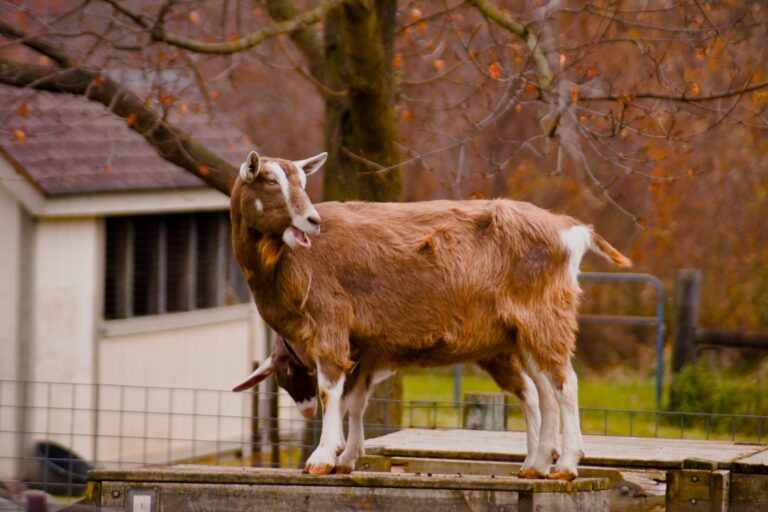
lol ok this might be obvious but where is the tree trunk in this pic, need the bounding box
[323,0,403,202]
[323,0,403,436]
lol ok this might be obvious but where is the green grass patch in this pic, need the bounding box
[401,367,767,442]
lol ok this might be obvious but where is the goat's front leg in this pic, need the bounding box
[303,362,346,474]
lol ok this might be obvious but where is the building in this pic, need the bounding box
[0,84,272,478]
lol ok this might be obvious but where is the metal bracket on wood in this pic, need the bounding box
[666,459,729,512]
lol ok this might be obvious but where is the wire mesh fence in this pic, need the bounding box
[1,378,767,508]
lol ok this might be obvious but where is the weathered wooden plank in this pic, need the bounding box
[365,429,766,469]
[731,446,768,474]
[729,473,768,512]
[88,465,608,493]
[85,466,610,512]
[359,455,624,483]
[359,455,667,512]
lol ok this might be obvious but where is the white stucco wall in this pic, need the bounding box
[0,185,24,479]
[0,185,22,381]
[96,305,262,466]
[29,218,102,384]
[20,218,102,468]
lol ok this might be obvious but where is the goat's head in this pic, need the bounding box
[232,336,318,419]
[234,151,326,249]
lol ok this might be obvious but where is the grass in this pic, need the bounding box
[400,368,768,442]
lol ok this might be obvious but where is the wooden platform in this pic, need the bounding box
[362,429,768,511]
[75,465,609,512]
[364,428,767,469]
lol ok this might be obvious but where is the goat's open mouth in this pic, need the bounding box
[291,227,311,248]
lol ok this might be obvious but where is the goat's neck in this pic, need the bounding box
[237,226,314,338]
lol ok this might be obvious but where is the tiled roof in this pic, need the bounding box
[0,84,251,196]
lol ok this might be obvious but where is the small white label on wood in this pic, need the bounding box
[133,495,152,511]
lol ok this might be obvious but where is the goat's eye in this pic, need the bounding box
[265,177,278,185]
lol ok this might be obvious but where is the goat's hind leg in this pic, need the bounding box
[478,354,544,476]
[546,359,583,481]
[518,354,561,479]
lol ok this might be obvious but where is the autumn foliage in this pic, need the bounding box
[1,0,767,339]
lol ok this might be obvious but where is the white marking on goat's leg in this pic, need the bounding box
[518,371,542,472]
[304,366,345,474]
[519,357,560,479]
[548,362,583,480]
[337,382,369,474]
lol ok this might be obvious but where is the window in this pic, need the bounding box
[104,212,250,320]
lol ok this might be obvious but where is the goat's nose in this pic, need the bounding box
[307,215,320,227]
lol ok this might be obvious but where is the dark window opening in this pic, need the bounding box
[104,212,249,320]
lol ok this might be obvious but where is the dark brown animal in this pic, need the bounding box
[233,336,317,419]
[230,150,631,479]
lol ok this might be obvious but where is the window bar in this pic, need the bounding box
[187,215,198,311]
[157,218,167,315]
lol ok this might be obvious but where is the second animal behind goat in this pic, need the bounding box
[230,150,631,480]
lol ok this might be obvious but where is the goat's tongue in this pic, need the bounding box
[292,227,311,248]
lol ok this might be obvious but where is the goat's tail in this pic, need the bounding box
[590,230,632,268]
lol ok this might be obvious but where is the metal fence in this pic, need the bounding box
[1,379,767,508]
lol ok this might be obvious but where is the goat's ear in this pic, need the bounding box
[294,152,327,176]
[232,356,274,392]
[239,151,261,183]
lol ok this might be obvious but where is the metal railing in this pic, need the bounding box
[578,272,667,409]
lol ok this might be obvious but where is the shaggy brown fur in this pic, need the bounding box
[232,195,627,381]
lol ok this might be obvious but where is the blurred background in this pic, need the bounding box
[0,0,767,506]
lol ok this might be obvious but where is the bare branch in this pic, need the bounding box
[0,19,78,67]
[0,59,237,194]
[101,0,342,56]
[586,79,768,103]
[466,0,554,87]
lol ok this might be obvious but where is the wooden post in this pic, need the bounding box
[462,392,506,431]
[673,269,702,373]
[249,361,260,466]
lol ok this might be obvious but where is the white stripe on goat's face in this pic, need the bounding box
[235,151,326,250]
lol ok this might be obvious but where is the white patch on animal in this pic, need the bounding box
[295,163,307,189]
[296,397,317,419]
[254,199,263,212]
[264,161,292,213]
[522,354,560,476]
[559,225,592,285]
[549,363,583,475]
[304,366,346,472]
[518,372,542,471]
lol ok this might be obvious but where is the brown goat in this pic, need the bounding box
[230,151,631,479]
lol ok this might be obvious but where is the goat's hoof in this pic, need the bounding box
[518,468,547,479]
[547,470,577,481]
[551,449,560,463]
[304,463,335,475]
[335,465,354,475]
